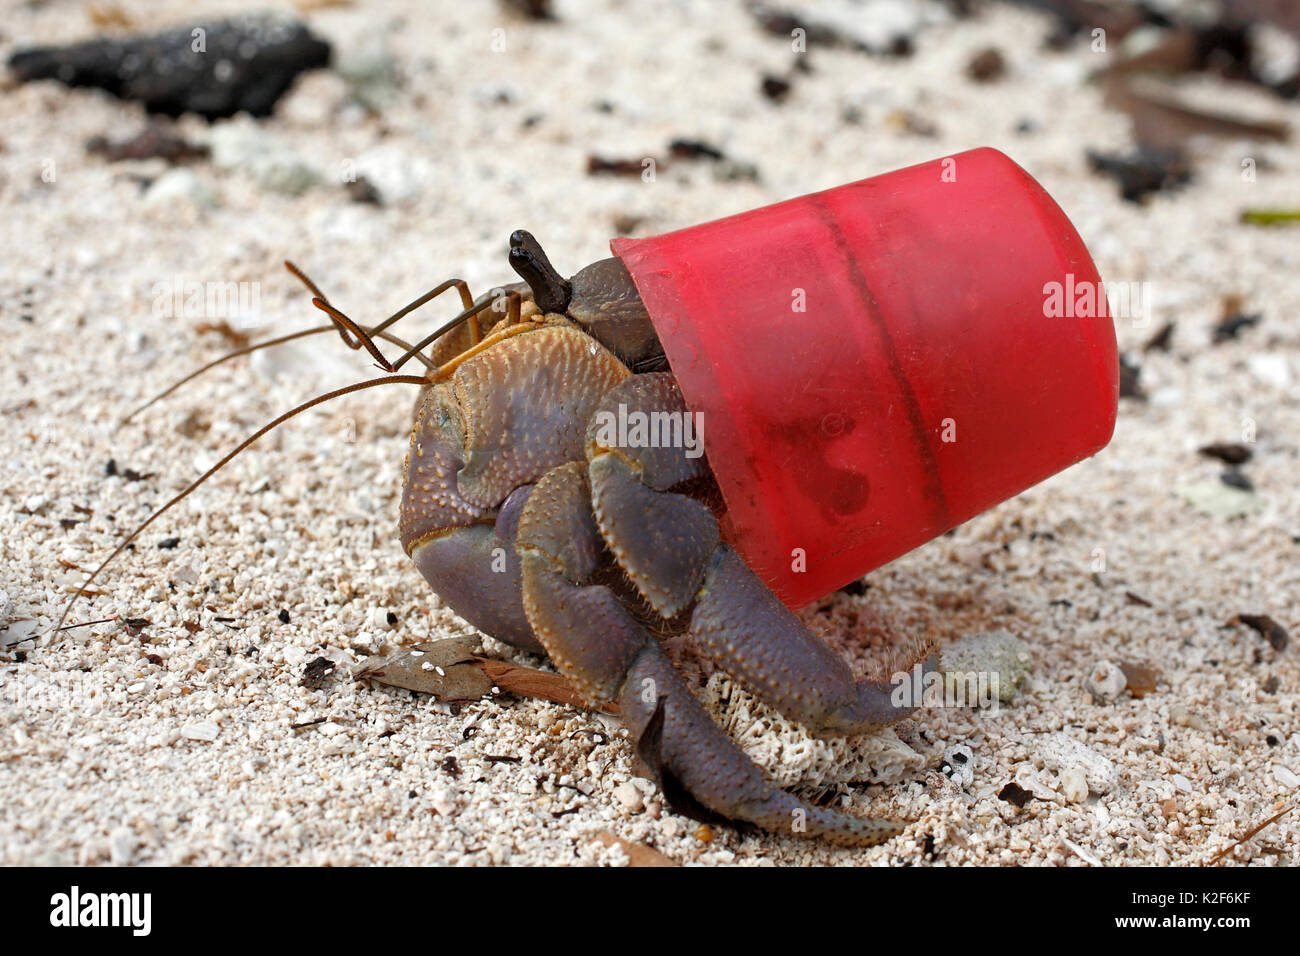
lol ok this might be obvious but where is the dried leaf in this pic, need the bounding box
[1232,614,1290,652]
[1211,312,1261,343]
[1240,209,1300,226]
[1223,0,1300,38]
[87,2,134,29]
[1103,26,1199,79]
[194,320,253,348]
[475,658,617,714]
[1198,443,1253,465]
[1143,321,1175,352]
[86,125,209,163]
[499,0,555,21]
[356,639,620,711]
[668,138,726,161]
[354,636,492,700]
[293,0,355,12]
[587,155,659,177]
[998,781,1033,808]
[593,830,679,867]
[300,656,336,689]
[1106,83,1288,153]
[1087,148,1191,203]
[1013,0,1144,46]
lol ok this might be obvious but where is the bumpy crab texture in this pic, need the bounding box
[393,236,937,845]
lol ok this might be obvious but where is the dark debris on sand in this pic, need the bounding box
[1086,148,1191,204]
[8,14,330,119]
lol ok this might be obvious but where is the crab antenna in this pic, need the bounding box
[54,372,429,638]
[284,261,474,353]
[121,326,435,424]
[123,266,473,424]
[123,325,333,423]
[311,298,395,371]
[391,292,519,372]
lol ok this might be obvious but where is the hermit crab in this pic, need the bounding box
[64,150,1120,848]
[390,231,941,845]
[64,230,935,847]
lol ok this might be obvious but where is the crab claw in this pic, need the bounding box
[619,646,907,846]
[517,461,907,847]
[584,373,940,738]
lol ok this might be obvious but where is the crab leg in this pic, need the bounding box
[586,374,937,738]
[517,462,904,846]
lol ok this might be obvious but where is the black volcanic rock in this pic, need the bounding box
[8,14,331,119]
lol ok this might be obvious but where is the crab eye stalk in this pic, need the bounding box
[508,229,572,315]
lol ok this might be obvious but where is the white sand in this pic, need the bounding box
[1,0,1297,865]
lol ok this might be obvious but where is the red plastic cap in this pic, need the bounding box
[611,148,1118,608]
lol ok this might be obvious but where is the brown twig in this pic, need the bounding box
[1207,804,1295,865]
[54,614,119,632]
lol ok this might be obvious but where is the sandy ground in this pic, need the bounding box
[1,0,1298,866]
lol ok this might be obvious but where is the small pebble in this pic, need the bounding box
[1273,765,1300,789]
[431,789,456,816]
[941,630,1032,703]
[109,827,136,865]
[613,781,644,813]
[1170,705,1213,732]
[1248,353,1290,389]
[210,120,322,196]
[1059,766,1089,804]
[1084,659,1127,703]
[1038,732,1117,794]
[181,721,220,742]
[940,743,975,789]
[334,30,400,112]
[145,168,218,209]
[760,74,791,102]
[1177,479,1264,518]
[967,47,1006,82]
